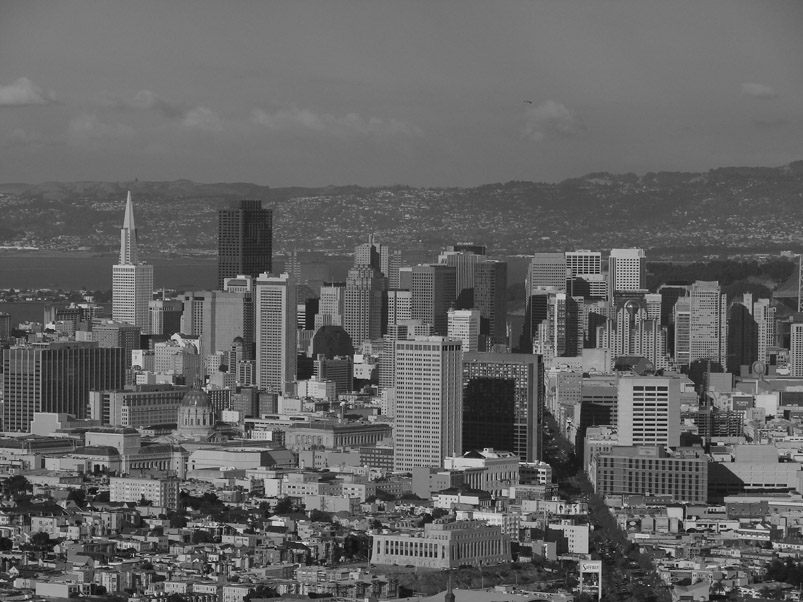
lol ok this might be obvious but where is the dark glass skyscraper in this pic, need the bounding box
[217,200,273,290]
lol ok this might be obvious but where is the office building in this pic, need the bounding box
[616,376,681,448]
[608,248,646,298]
[343,266,386,347]
[379,320,431,391]
[112,193,153,333]
[2,342,127,432]
[673,299,691,366]
[462,352,543,462]
[381,247,402,289]
[447,309,480,353]
[527,253,568,294]
[790,321,803,377]
[149,299,183,336]
[565,250,606,298]
[728,302,758,375]
[438,246,486,308]
[590,446,707,504]
[317,282,346,328]
[411,264,456,336]
[181,290,255,364]
[217,200,273,289]
[473,260,508,347]
[394,337,462,472]
[689,280,728,367]
[387,289,412,326]
[255,273,297,394]
[89,385,188,428]
[753,298,776,363]
[92,319,142,363]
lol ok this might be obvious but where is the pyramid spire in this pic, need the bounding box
[119,191,139,264]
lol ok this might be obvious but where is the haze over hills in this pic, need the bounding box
[1,161,802,259]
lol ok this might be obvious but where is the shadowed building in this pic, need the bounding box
[217,200,273,290]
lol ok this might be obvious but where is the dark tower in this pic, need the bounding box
[217,200,273,290]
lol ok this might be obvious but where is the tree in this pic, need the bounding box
[139,495,153,507]
[0,537,13,551]
[167,512,187,528]
[67,488,86,507]
[273,497,294,515]
[3,475,31,499]
[191,530,214,544]
[30,532,53,551]
[309,509,333,523]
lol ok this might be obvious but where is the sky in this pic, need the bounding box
[1,1,802,187]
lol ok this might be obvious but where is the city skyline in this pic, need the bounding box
[1,1,802,187]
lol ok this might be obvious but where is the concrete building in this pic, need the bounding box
[443,448,520,497]
[109,476,180,510]
[88,385,188,428]
[112,193,153,333]
[394,337,463,472]
[590,446,708,503]
[617,376,681,448]
[473,260,508,347]
[371,521,511,569]
[608,248,646,298]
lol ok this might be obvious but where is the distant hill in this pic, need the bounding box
[1,161,802,258]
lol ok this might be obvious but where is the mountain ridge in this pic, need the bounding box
[1,161,802,259]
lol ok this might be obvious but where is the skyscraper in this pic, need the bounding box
[608,248,646,299]
[689,280,728,367]
[394,336,463,472]
[343,266,387,347]
[473,260,508,348]
[112,193,153,333]
[411,264,456,336]
[217,200,273,290]
[181,290,255,363]
[753,298,776,363]
[616,376,681,448]
[255,273,297,394]
[462,352,543,462]
[2,342,126,432]
[727,300,758,375]
[438,246,486,308]
[790,321,803,377]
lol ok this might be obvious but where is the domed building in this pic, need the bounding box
[177,387,216,441]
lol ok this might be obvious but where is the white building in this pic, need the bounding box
[447,308,480,353]
[394,336,462,472]
[109,476,179,510]
[255,272,297,394]
[616,376,680,448]
[608,248,646,298]
[112,192,153,333]
[790,322,803,377]
[689,280,728,367]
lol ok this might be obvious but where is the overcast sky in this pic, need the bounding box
[1,1,802,187]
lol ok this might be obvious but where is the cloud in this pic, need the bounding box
[522,100,585,141]
[67,114,136,146]
[741,82,778,99]
[128,90,185,118]
[251,106,423,137]
[181,107,223,131]
[108,90,223,130]
[0,77,54,107]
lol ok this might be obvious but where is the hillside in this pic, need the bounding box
[1,161,802,258]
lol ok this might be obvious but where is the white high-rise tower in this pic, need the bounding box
[112,192,153,333]
[393,336,463,472]
[255,272,297,394]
